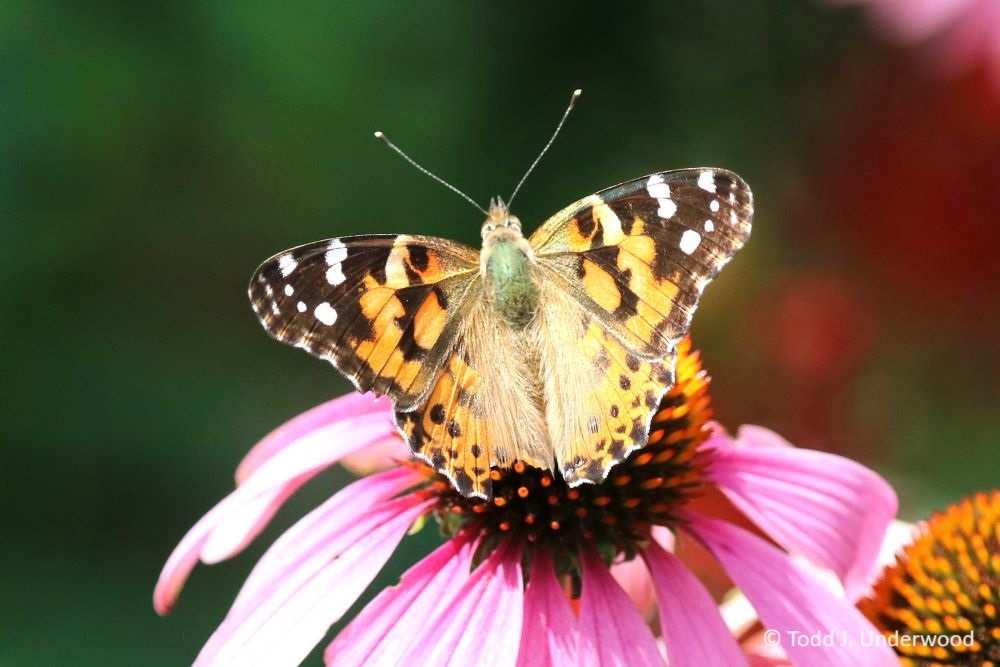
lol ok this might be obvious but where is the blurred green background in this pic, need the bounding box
[3,1,999,665]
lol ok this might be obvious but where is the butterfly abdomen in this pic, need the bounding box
[483,234,539,328]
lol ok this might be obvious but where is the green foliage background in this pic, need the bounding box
[2,2,997,664]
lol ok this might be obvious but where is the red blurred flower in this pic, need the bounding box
[824,69,1000,328]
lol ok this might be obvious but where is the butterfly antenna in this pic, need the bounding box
[507,88,582,207]
[374,131,488,216]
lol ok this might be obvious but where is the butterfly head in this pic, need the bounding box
[481,196,523,240]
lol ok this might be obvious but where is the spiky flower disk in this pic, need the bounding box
[427,337,712,573]
[861,491,1000,666]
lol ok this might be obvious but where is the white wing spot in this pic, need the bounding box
[278,254,298,277]
[326,265,346,285]
[284,284,294,296]
[264,284,274,297]
[297,301,307,313]
[647,174,671,199]
[314,302,337,326]
[730,210,738,225]
[657,199,677,219]
[679,230,701,255]
[326,238,348,265]
[325,239,349,285]
[698,170,717,193]
[270,302,281,316]
[710,199,720,212]
[704,220,715,232]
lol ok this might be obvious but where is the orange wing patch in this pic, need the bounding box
[249,234,480,405]
[383,235,451,288]
[541,305,676,487]
[395,350,494,498]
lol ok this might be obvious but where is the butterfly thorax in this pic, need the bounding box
[480,198,538,329]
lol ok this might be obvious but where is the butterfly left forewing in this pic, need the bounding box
[249,234,480,408]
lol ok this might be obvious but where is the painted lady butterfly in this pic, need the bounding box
[250,95,752,499]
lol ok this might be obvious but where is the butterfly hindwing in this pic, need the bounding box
[529,168,752,359]
[394,345,494,498]
[249,234,480,407]
[535,281,677,486]
[394,294,553,499]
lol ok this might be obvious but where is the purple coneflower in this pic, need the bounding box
[156,339,899,666]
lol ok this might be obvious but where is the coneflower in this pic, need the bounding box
[156,339,899,666]
[860,490,1000,666]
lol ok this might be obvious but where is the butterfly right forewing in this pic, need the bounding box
[249,233,481,408]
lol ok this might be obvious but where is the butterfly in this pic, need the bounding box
[249,167,752,499]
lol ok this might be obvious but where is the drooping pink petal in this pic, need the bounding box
[194,494,433,667]
[704,424,897,600]
[340,434,410,476]
[401,540,525,667]
[324,531,478,666]
[611,526,674,620]
[231,467,424,611]
[578,547,664,667]
[154,414,402,615]
[640,539,748,667]
[684,512,899,667]
[236,392,393,483]
[516,549,578,667]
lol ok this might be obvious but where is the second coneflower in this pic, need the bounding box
[156,339,900,666]
[860,490,1000,667]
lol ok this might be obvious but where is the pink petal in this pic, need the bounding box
[195,494,432,667]
[684,512,899,667]
[611,526,674,620]
[236,392,393,483]
[640,540,749,667]
[853,519,918,602]
[516,549,578,667]
[402,540,525,667]
[339,434,411,476]
[578,547,665,667]
[153,414,401,615]
[704,424,897,600]
[231,467,424,612]
[745,641,794,667]
[324,531,478,665]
